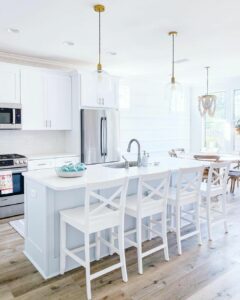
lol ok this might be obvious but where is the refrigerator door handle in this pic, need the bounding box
[100,117,105,156]
[104,117,108,156]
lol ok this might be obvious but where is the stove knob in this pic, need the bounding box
[19,160,23,164]
[15,160,19,165]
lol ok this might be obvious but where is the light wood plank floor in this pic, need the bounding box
[1,196,240,300]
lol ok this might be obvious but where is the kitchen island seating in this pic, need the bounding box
[168,166,204,255]
[200,161,230,241]
[124,171,171,274]
[59,177,129,300]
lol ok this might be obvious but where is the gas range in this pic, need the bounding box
[0,154,28,170]
[0,154,27,218]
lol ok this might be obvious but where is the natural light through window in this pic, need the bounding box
[204,91,231,152]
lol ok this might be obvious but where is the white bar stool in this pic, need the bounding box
[59,177,128,300]
[168,166,203,255]
[124,171,171,274]
[200,162,230,241]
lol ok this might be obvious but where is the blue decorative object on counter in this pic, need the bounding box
[55,163,87,178]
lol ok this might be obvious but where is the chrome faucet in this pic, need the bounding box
[127,139,141,167]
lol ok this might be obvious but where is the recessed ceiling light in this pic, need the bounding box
[62,41,74,46]
[107,51,117,56]
[7,28,20,34]
[175,58,189,64]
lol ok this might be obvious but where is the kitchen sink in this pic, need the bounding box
[105,161,138,169]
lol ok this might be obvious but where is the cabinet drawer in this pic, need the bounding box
[55,156,80,167]
[28,159,55,171]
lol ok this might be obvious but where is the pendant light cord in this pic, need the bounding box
[206,67,209,95]
[98,11,101,67]
[172,34,175,79]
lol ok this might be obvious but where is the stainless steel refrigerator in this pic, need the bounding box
[81,109,120,164]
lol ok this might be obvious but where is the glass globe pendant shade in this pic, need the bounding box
[165,80,184,112]
[93,68,113,98]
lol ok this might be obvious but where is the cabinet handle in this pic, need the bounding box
[50,120,52,128]
[38,163,47,166]
[102,98,104,105]
[45,120,48,128]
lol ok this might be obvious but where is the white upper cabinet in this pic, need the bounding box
[21,69,46,130]
[0,63,20,103]
[45,74,72,130]
[21,67,72,130]
[81,72,118,108]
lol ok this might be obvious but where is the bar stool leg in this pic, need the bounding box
[60,218,66,275]
[206,197,212,241]
[136,217,143,274]
[109,228,114,255]
[84,233,92,300]
[196,201,202,245]
[118,225,128,282]
[162,211,169,261]
[222,194,228,234]
[96,231,100,260]
[176,206,182,255]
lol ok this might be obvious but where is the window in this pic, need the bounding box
[204,91,230,152]
[233,90,240,151]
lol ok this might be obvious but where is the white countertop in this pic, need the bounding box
[27,153,80,160]
[23,157,209,191]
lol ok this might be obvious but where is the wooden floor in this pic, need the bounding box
[1,196,240,300]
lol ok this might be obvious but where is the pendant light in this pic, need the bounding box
[198,66,216,117]
[93,4,112,98]
[165,31,184,112]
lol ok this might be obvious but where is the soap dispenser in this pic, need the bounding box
[141,151,149,167]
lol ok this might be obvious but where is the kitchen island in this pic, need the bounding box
[23,157,207,279]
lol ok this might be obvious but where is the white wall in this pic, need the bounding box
[0,130,66,155]
[119,76,191,159]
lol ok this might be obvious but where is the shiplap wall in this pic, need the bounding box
[119,76,191,158]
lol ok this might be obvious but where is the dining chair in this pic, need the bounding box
[168,166,204,255]
[59,177,128,300]
[124,171,171,274]
[200,162,230,241]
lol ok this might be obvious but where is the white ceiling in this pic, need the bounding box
[0,0,240,83]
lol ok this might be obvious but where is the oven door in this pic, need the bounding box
[0,169,25,218]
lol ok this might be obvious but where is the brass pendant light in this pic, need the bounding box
[92,4,112,96]
[165,31,184,112]
[198,66,217,117]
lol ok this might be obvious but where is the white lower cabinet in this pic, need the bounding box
[28,155,80,171]
[21,68,72,130]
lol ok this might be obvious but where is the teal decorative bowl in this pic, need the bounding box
[55,163,87,178]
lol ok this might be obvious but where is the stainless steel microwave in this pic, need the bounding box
[0,103,22,129]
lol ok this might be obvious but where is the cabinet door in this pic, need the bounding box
[45,74,72,130]
[0,63,20,103]
[81,72,117,108]
[21,69,47,130]
[81,72,99,107]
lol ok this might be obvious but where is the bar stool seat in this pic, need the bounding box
[200,182,223,197]
[61,204,121,234]
[125,194,165,218]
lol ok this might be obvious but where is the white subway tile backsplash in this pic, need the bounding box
[0,130,66,155]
